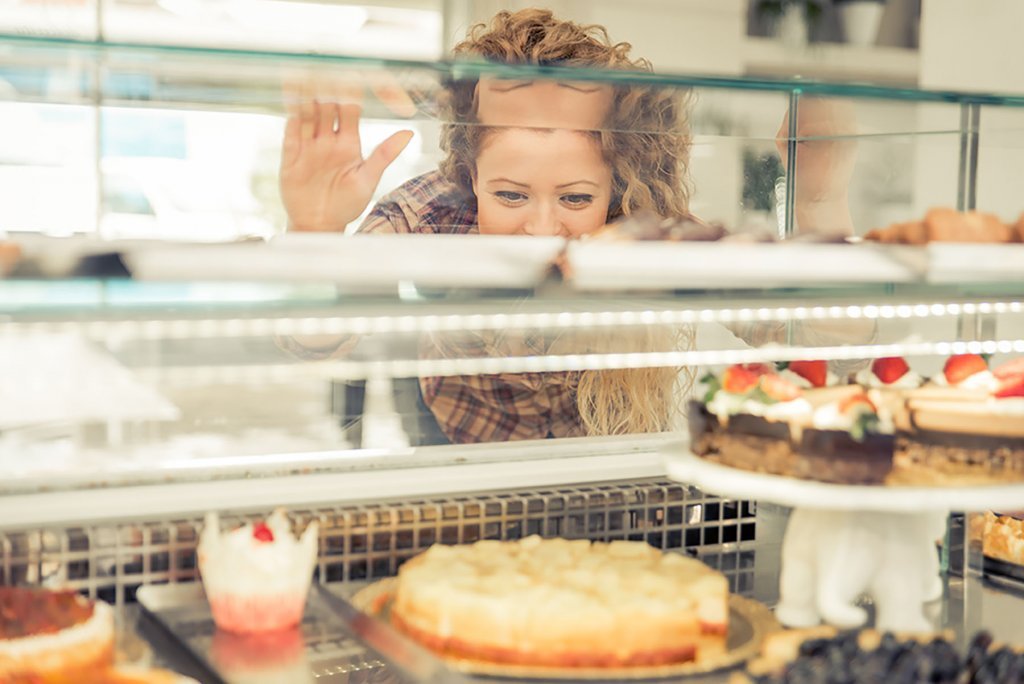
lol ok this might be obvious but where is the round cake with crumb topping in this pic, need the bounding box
[0,586,115,678]
[389,536,728,667]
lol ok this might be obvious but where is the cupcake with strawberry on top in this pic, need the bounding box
[199,509,318,633]
[855,356,923,389]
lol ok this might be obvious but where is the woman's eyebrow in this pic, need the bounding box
[486,177,530,187]
[487,81,534,92]
[556,180,599,189]
[558,84,603,93]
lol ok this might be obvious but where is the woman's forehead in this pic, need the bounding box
[476,78,614,131]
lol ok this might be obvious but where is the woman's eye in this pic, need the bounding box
[561,193,594,208]
[494,191,528,205]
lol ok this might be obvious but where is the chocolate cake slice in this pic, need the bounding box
[688,369,896,485]
[688,400,800,477]
[895,398,1024,483]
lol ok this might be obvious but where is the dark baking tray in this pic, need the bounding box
[136,583,419,684]
[984,556,1024,585]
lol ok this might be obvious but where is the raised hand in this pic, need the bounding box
[776,97,858,234]
[280,100,413,232]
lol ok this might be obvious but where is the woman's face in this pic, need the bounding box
[472,128,613,238]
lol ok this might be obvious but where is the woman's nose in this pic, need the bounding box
[523,203,564,236]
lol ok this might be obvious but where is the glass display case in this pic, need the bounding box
[3,18,1024,682]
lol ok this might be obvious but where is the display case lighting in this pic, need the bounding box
[124,337,1024,386]
[1,300,1020,340]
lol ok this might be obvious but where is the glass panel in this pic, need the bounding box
[101,0,444,60]
[976,105,1024,223]
[3,296,1023,487]
[0,0,99,40]
[4,26,1024,489]
[0,101,97,234]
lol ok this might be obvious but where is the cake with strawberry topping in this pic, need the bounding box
[798,391,896,484]
[691,356,1024,486]
[0,586,115,679]
[689,365,895,484]
[198,509,319,633]
[896,356,1024,483]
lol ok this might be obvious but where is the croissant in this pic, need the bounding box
[865,207,1014,244]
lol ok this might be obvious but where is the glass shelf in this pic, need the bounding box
[3,279,1024,320]
[5,33,1024,114]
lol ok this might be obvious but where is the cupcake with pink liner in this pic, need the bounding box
[199,509,318,633]
[210,627,313,684]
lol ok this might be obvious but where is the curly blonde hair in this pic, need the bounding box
[439,8,693,222]
[436,9,696,437]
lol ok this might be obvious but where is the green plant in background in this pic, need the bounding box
[754,0,826,42]
[755,0,826,23]
[742,148,785,212]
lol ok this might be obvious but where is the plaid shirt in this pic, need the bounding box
[362,171,585,443]
[284,171,874,444]
[358,170,478,236]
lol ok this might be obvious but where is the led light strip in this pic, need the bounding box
[1,300,1021,340]
[129,338,1024,386]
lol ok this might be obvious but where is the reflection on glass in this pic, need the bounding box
[276,8,883,446]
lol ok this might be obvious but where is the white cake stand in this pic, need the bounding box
[663,443,1024,633]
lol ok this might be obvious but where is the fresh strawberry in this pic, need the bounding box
[788,360,828,388]
[759,373,802,402]
[252,522,275,543]
[722,365,761,394]
[993,358,1024,380]
[943,354,988,384]
[995,375,1024,399]
[839,392,877,415]
[742,363,774,376]
[871,357,910,385]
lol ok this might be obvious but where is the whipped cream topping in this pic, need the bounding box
[812,402,894,435]
[706,391,812,421]
[855,368,923,389]
[930,370,1000,392]
[779,368,839,389]
[199,510,318,597]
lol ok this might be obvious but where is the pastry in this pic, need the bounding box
[1013,212,1024,242]
[690,365,895,484]
[198,509,319,633]
[865,207,1014,244]
[0,586,115,679]
[389,535,728,667]
[0,241,20,277]
[977,512,1024,566]
[587,210,729,242]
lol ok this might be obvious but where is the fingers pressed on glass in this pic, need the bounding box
[316,101,337,139]
[338,103,362,144]
[299,100,317,141]
[281,115,303,166]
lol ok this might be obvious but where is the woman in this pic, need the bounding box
[279,9,857,445]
